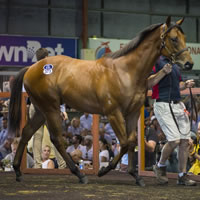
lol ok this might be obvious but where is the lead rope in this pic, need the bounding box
[168,63,191,136]
[189,87,198,129]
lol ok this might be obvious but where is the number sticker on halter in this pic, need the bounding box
[43,64,54,75]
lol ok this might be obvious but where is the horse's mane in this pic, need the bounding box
[105,23,163,59]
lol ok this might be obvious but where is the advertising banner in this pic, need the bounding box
[0,35,77,66]
[187,43,200,70]
[88,38,200,70]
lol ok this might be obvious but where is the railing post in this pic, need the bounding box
[92,114,99,175]
[138,105,145,174]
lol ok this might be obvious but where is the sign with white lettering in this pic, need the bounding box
[89,38,200,70]
[0,35,77,66]
[187,43,200,70]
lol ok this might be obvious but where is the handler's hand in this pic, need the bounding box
[162,63,172,75]
[185,79,195,88]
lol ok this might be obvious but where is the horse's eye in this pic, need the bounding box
[171,37,178,43]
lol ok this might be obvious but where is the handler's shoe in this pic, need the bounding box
[153,164,168,184]
[177,173,196,186]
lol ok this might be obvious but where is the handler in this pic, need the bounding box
[148,55,196,186]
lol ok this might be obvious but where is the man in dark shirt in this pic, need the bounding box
[134,118,159,170]
[148,55,196,186]
[145,125,159,169]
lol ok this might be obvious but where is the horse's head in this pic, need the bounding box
[160,16,193,71]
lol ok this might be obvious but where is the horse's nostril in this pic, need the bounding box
[184,62,193,70]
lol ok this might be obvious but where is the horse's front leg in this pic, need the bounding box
[98,109,128,177]
[126,113,145,187]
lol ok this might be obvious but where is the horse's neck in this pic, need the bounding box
[117,28,162,81]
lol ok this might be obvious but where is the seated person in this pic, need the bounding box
[99,137,110,164]
[0,138,12,160]
[2,137,34,170]
[82,135,93,161]
[70,149,82,164]
[41,145,55,169]
[99,125,112,147]
[67,117,84,138]
[66,135,84,154]
[0,117,8,146]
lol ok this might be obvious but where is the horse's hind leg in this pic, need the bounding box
[13,108,45,182]
[45,111,88,184]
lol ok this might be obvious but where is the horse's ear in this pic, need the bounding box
[166,16,171,27]
[176,17,184,26]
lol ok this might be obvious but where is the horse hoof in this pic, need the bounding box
[79,175,88,184]
[16,175,22,182]
[136,177,145,187]
[14,168,22,182]
[98,167,106,177]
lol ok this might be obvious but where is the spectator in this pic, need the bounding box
[111,139,119,157]
[189,122,200,175]
[80,112,93,135]
[67,117,84,137]
[0,102,9,131]
[82,135,93,161]
[144,119,159,170]
[41,145,55,169]
[99,125,112,146]
[66,135,84,154]
[70,149,82,164]
[0,117,8,146]
[99,137,113,165]
[2,137,34,170]
[132,116,160,171]
[0,138,12,160]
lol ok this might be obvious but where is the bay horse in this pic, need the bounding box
[8,16,193,186]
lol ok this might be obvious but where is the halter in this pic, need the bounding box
[160,24,188,64]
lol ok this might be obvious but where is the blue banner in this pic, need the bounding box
[0,35,77,66]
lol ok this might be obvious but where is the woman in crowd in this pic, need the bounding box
[99,137,113,164]
[41,145,55,169]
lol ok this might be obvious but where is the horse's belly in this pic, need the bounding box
[62,95,103,114]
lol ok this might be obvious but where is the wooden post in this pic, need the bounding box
[82,0,88,49]
[92,114,99,175]
[138,105,145,174]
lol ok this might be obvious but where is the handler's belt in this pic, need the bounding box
[156,99,180,104]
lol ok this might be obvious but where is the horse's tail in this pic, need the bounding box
[8,67,29,138]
